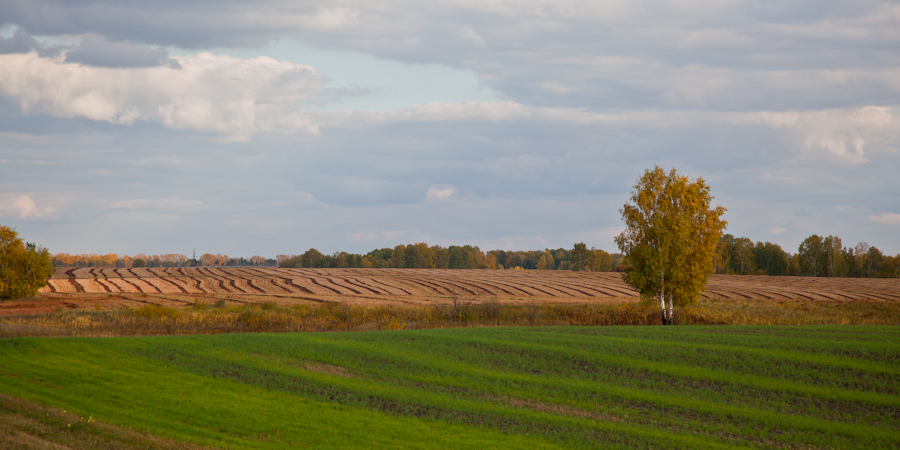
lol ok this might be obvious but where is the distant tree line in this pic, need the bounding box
[51,253,277,268]
[47,235,899,277]
[280,235,898,278]
[278,243,628,271]
[715,234,899,278]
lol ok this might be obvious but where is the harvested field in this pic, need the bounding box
[39,267,900,303]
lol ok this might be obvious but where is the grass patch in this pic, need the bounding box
[0,393,210,450]
[0,326,898,449]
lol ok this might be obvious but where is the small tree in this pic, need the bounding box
[798,235,826,277]
[570,243,588,271]
[0,225,54,300]
[614,167,727,324]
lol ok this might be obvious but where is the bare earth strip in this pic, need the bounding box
[21,268,900,314]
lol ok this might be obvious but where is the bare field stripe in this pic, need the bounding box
[152,277,189,294]
[115,276,145,293]
[224,270,267,294]
[240,268,296,294]
[341,278,389,295]
[94,278,115,293]
[307,278,343,295]
[458,277,532,296]
[457,335,900,408]
[322,278,363,295]
[354,277,413,295]
[463,277,524,296]
[310,337,900,443]
[397,273,481,295]
[397,275,476,295]
[488,278,556,297]
[439,277,507,296]
[390,276,453,295]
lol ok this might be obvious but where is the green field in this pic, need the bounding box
[1,326,898,449]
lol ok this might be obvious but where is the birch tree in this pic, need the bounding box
[615,167,727,324]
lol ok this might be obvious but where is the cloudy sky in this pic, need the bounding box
[1,0,898,257]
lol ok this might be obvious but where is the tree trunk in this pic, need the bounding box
[659,271,667,325]
[660,294,666,324]
[667,292,674,324]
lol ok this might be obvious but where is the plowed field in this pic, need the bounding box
[35,267,900,305]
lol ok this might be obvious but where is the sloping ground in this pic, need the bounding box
[0,326,898,449]
[40,267,900,302]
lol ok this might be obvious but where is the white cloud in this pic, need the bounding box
[870,212,900,225]
[0,51,325,141]
[0,195,57,219]
[729,106,900,165]
[425,187,454,201]
[768,226,787,234]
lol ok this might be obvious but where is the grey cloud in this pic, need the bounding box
[3,106,900,255]
[4,1,899,110]
[0,28,69,57]
[64,34,173,68]
[0,0,341,48]
[0,29,41,53]
[2,0,899,256]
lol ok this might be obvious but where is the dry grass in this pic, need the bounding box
[7,268,899,337]
[2,297,898,338]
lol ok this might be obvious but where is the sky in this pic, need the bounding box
[1,0,899,258]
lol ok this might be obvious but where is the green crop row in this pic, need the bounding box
[0,325,897,449]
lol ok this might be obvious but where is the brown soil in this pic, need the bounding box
[8,268,897,317]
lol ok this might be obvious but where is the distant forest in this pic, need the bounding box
[278,243,619,272]
[280,235,899,278]
[50,234,899,278]
[714,234,898,278]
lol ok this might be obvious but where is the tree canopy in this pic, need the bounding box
[614,167,727,323]
[0,225,54,300]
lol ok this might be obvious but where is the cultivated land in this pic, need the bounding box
[0,326,898,449]
[19,267,900,314]
[3,269,899,448]
[1,268,896,336]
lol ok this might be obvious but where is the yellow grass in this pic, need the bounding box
[2,297,898,338]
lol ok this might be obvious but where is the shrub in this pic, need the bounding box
[0,225,53,300]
